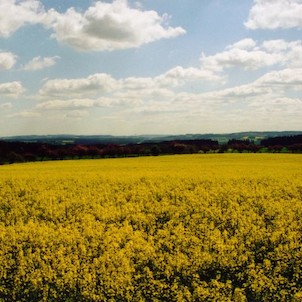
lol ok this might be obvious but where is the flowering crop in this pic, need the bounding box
[0,154,302,301]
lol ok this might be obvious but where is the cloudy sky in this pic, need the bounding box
[0,0,301,136]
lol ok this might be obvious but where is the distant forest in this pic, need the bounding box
[0,134,301,164]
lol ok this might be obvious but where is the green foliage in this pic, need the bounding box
[0,154,302,301]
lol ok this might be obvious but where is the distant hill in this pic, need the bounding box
[1,131,301,164]
[1,131,302,145]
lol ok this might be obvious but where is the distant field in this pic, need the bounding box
[1,154,302,301]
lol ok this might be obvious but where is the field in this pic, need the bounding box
[0,154,302,301]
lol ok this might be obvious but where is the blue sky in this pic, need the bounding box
[0,0,301,136]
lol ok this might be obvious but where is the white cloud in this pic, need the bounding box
[245,0,302,30]
[262,40,291,52]
[10,68,302,133]
[155,66,222,87]
[0,81,25,98]
[0,0,44,37]
[207,84,272,100]
[0,51,17,70]
[200,38,302,72]
[36,98,96,110]
[201,39,283,72]
[226,38,257,50]
[120,77,155,90]
[260,40,302,68]
[189,68,302,104]
[117,66,220,93]
[283,41,302,68]
[39,64,221,102]
[168,68,302,109]
[27,43,302,133]
[45,0,186,51]
[256,68,302,90]
[22,56,60,71]
[172,84,271,106]
[0,1,185,51]
[39,73,119,97]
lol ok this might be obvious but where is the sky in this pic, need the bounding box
[0,0,302,136]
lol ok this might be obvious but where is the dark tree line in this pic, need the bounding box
[0,135,301,164]
[261,135,302,152]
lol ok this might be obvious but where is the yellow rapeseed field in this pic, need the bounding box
[0,154,302,301]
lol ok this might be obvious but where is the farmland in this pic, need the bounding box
[0,154,302,301]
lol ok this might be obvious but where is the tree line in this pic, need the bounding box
[0,135,301,164]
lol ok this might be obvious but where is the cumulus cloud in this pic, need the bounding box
[36,99,97,110]
[0,81,25,98]
[256,68,302,90]
[207,84,272,101]
[22,56,60,71]
[201,39,282,72]
[15,68,302,131]
[172,84,271,106]
[36,68,219,116]
[169,68,302,109]
[200,38,302,72]
[0,0,44,37]
[245,0,302,30]
[44,0,186,51]
[0,1,185,51]
[39,73,119,97]
[261,40,302,68]
[261,40,291,52]
[194,68,302,103]
[39,64,221,102]
[115,66,220,94]
[27,39,302,132]
[155,66,222,87]
[35,58,302,122]
[227,38,257,50]
[0,51,17,70]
